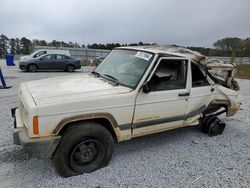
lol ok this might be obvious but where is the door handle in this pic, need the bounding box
[178,92,190,97]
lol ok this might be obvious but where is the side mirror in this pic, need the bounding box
[142,82,150,93]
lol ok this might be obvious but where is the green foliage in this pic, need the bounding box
[0,34,8,57]
[20,37,32,55]
[15,38,21,54]
[87,42,152,50]
[9,38,16,54]
[0,34,250,58]
[236,64,250,79]
[230,51,236,63]
[213,37,250,57]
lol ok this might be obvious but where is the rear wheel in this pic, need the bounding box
[201,115,226,136]
[52,122,114,177]
[66,64,75,72]
[28,64,38,72]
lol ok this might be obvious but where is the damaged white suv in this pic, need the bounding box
[12,46,240,177]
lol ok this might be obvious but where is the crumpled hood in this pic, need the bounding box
[25,73,132,105]
[199,58,239,91]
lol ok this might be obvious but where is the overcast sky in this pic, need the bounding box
[0,0,249,47]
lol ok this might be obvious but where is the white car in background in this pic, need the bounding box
[20,49,71,60]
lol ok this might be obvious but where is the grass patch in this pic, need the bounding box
[236,64,250,79]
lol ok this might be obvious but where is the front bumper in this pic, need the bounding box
[12,108,61,158]
[19,64,27,70]
[75,64,82,69]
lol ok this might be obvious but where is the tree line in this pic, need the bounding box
[1,34,250,58]
[189,37,250,57]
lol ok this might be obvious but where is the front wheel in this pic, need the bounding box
[66,64,75,72]
[52,122,114,177]
[28,64,38,72]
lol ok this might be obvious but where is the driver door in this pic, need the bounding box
[132,57,190,137]
[37,54,54,70]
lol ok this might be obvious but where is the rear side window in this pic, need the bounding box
[56,55,64,59]
[191,63,209,87]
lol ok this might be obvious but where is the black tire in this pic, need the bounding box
[66,64,75,72]
[201,115,226,136]
[208,118,226,137]
[52,122,114,177]
[201,115,216,133]
[28,64,38,72]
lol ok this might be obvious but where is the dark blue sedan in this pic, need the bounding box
[19,54,81,72]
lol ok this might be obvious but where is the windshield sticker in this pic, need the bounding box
[135,51,153,61]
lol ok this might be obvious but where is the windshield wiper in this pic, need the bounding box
[104,74,119,85]
[91,71,100,77]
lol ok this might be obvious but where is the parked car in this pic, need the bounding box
[94,56,106,66]
[89,56,106,67]
[19,54,81,72]
[20,49,71,60]
[12,46,240,177]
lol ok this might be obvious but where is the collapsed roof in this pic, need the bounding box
[119,45,206,62]
[118,45,239,91]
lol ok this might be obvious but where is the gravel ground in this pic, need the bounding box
[0,59,249,188]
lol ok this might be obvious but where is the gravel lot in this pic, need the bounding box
[0,59,249,188]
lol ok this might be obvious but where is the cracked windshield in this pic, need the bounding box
[95,50,154,88]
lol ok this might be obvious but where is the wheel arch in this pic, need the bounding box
[203,100,229,115]
[66,64,75,69]
[53,113,120,142]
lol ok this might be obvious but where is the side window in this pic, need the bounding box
[56,55,64,60]
[33,53,38,58]
[150,59,187,91]
[41,51,47,56]
[191,63,209,87]
[41,54,52,60]
[33,51,46,58]
[51,55,57,60]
